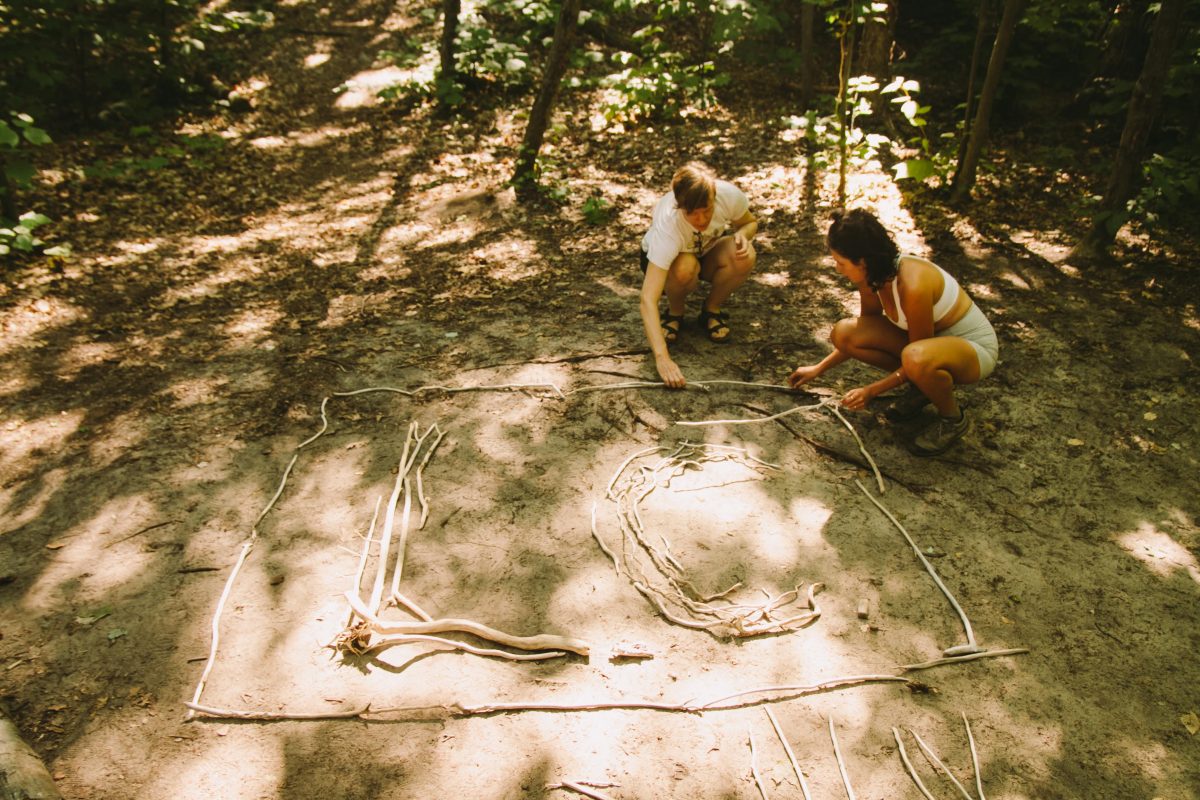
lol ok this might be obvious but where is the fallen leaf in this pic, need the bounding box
[1182,711,1200,736]
[107,628,127,643]
[1066,438,1085,447]
[45,541,66,550]
[1144,411,1157,421]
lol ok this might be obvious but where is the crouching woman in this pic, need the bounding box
[788,208,999,456]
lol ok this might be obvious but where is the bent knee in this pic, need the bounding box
[830,317,858,349]
[669,252,701,283]
[901,343,939,377]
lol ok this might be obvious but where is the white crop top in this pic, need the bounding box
[887,255,962,331]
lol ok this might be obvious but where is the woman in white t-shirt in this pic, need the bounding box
[639,162,758,387]
[788,208,999,456]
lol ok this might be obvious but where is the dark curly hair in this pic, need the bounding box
[826,208,900,290]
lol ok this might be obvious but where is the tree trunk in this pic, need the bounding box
[0,153,16,223]
[836,1,857,208]
[436,0,462,116]
[512,0,582,200]
[438,0,461,86]
[949,0,1025,205]
[799,1,815,111]
[954,0,993,172]
[0,707,62,800]
[859,0,897,83]
[1068,0,1187,262]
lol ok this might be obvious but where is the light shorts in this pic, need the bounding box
[938,303,999,379]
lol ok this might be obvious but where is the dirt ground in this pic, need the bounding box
[2,1,1199,798]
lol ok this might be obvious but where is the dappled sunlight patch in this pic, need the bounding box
[22,494,160,610]
[289,121,374,148]
[139,731,283,800]
[247,135,289,150]
[463,237,544,281]
[168,375,230,408]
[0,410,85,475]
[1010,229,1073,263]
[336,65,423,109]
[222,305,286,346]
[304,52,331,69]
[86,411,151,467]
[0,296,87,356]
[0,466,68,537]
[415,219,483,250]
[740,163,809,217]
[1116,522,1200,584]
[52,340,122,381]
[998,270,1035,291]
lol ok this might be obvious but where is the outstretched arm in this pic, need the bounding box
[640,264,685,388]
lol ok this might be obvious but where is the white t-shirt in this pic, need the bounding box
[640,179,750,270]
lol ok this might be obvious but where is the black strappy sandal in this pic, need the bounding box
[661,312,684,343]
[698,308,731,343]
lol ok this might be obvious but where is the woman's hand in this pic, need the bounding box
[788,364,823,389]
[733,232,750,260]
[840,385,877,410]
[656,355,686,389]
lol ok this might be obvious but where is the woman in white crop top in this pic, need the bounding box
[788,208,999,456]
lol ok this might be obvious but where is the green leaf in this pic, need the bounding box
[0,122,17,148]
[19,211,51,228]
[14,232,35,251]
[107,628,127,642]
[894,159,936,181]
[44,245,71,257]
[0,243,9,255]
[5,160,35,186]
[76,607,113,626]
[23,126,51,146]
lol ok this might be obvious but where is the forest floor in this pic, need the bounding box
[2,1,1199,798]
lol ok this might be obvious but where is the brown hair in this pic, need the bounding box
[827,207,900,290]
[671,162,716,213]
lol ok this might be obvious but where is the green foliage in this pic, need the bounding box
[0,110,63,258]
[84,130,224,180]
[0,210,64,256]
[581,194,613,225]
[0,0,273,127]
[2,112,52,190]
[1129,150,1200,228]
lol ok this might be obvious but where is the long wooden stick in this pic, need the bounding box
[964,712,987,800]
[909,727,975,800]
[765,708,812,800]
[901,649,1029,672]
[346,496,382,628]
[185,701,370,720]
[829,716,857,800]
[187,454,298,719]
[749,730,771,800]
[828,405,885,493]
[345,591,590,656]
[856,479,977,650]
[892,727,936,800]
[701,675,913,710]
[361,632,565,661]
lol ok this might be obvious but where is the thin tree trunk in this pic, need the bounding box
[950,0,1025,205]
[859,0,896,83]
[438,0,460,86]
[0,154,16,222]
[435,0,462,116]
[1069,0,1187,261]
[836,1,857,208]
[954,0,993,172]
[512,0,582,199]
[799,1,815,110]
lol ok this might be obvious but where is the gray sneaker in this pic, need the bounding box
[910,410,970,456]
[884,386,930,422]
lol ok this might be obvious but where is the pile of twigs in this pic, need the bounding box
[593,441,822,639]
